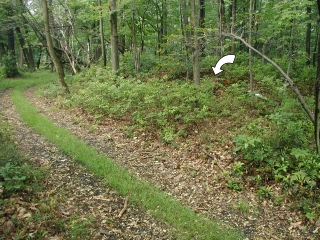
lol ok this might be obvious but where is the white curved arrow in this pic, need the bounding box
[212,54,236,75]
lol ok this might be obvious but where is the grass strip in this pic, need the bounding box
[8,78,244,239]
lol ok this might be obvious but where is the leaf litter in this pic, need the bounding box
[24,87,320,240]
[1,87,320,239]
[0,90,174,239]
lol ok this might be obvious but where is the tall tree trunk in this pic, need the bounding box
[180,0,191,79]
[181,0,191,52]
[4,1,20,78]
[16,26,35,70]
[198,0,205,56]
[132,1,140,74]
[42,0,69,93]
[230,0,236,53]
[306,2,312,66]
[287,19,295,76]
[249,0,253,99]
[109,0,119,74]
[218,0,226,55]
[98,0,106,67]
[37,47,42,69]
[19,46,24,68]
[0,43,5,64]
[190,0,200,85]
[118,10,126,54]
[315,0,320,153]
[7,23,20,77]
[160,0,168,53]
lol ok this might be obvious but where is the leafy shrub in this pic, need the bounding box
[1,53,20,78]
[0,163,27,192]
[233,93,320,219]
[0,120,43,195]
[69,69,218,142]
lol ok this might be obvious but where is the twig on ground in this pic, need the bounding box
[118,196,129,218]
[264,232,282,240]
[203,150,223,170]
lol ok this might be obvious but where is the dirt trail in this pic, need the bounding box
[23,88,320,240]
[1,86,319,239]
[0,90,175,239]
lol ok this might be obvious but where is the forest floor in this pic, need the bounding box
[1,86,320,239]
[0,90,174,239]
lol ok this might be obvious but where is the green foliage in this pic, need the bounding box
[257,186,272,199]
[233,92,320,218]
[226,177,244,191]
[1,53,20,78]
[12,80,244,240]
[0,163,27,192]
[0,119,43,196]
[66,217,93,239]
[65,67,217,143]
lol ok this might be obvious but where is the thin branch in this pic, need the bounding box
[118,196,129,218]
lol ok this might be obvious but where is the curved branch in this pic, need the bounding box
[222,32,315,125]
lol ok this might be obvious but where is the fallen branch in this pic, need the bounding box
[118,196,129,218]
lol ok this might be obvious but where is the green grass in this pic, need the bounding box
[0,71,54,91]
[3,72,245,239]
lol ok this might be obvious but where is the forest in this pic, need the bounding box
[1,0,320,239]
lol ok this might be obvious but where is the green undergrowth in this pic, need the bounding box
[0,123,95,239]
[39,65,320,222]
[11,79,244,239]
[0,119,43,197]
[43,66,221,143]
[0,72,97,239]
[0,70,53,91]
[231,95,320,221]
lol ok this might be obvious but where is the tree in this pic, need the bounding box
[16,26,35,71]
[190,0,200,85]
[249,0,253,99]
[315,0,320,153]
[306,0,312,66]
[109,0,119,74]
[1,1,20,77]
[42,0,69,93]
[131,0,140,74]
[98,0,106,67]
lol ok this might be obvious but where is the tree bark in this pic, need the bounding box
[315,0,320,153]
[132,1,140,74]
[6,15,20,77]
[218,0,226,55]
[306,2,311,66]
[109,0,119,74]
[190,0,200,85]
[42,0,69,93]
[287,19,295,76]
[249,0,253,100]
[98,0,106,67]
[230,0,236,53]
[16,26,35,70]
[161,0,168,51]
[198,0,205,56]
